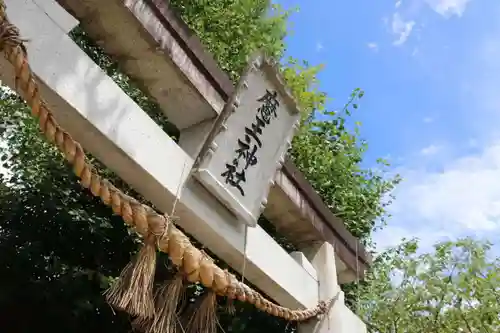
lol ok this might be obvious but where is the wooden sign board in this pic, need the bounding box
[196,53,301,226]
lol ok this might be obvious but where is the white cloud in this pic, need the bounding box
[367,42,379,52]
[391,13,415,46]
[423,117,434,123]
[375,142,500,252]
[383,0,471,51]
[316,42,324,52]
[420,144,442,155]
[425,0,472,18]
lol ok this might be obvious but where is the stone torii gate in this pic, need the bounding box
[0,0,369,332]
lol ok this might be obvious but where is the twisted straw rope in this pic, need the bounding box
[0,1,332,322]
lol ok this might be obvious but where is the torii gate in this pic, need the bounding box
[0,0,369,332]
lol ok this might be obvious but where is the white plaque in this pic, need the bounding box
[196,53,301,227]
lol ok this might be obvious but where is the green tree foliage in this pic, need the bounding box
[0,90,136,332]
[170,0,290,81]
[358,238,500,333]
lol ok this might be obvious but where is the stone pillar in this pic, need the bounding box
[297,241,344,333]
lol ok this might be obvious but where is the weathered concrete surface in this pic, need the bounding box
[56,0,225,130]
[298,242,367,333]
[266,170,361,283]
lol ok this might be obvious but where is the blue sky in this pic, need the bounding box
[274,0,500,254]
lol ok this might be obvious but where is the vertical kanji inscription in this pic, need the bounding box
[221,90,280,196]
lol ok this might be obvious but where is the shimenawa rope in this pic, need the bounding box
[0,0,333,326]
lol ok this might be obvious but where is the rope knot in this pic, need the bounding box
[0,11,27,56]
[317,300,328,314]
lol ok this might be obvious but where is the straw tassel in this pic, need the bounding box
[104,235,157,318]
[223,269,236,315]
[134,273,186,333]
[225,298,236,315]
[186,291,219,333]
